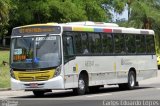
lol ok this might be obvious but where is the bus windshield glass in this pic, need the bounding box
[11,35,61,70]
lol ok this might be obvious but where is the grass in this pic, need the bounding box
[0,50,10,88]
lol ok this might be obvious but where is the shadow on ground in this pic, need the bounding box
[12,85,153,99]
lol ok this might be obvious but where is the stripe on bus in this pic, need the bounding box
[140,31,149,34]
[113,29,122,33]
[63,27,150,35]
[63,26,113,33]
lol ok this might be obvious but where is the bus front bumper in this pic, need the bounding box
[11,76,64,90]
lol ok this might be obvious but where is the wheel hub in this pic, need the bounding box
[79,79,85,90]
[129,74,135,87]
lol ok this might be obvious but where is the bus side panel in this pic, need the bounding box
[88,56,117,85]
[64,55,157,89]
[136,55,157,81]
[116,56,138,84]
[64,56,119,89]
[64,58,79,89]
[116,55,157,82]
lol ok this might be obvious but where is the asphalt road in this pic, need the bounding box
[1,71,160,106]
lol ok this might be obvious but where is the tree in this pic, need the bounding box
[102,0,127,22]
[127,0,160,29]
[124,0,160,53]
[9,0,109,26]
[0,0,11,46]
[48,0,88,22]
[0,0,10,24]
[113,0,160,54]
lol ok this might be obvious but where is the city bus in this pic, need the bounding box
[10,21,157,96]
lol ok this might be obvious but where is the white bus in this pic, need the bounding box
[10,21,157,96]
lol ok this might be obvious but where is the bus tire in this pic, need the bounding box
[73,75,87,95]
[127,71,136,90]
[33,91,45,97]
[118,71,136,90]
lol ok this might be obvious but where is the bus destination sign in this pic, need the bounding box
[12,26,61,36]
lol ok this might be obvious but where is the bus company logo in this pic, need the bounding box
[1,100,18,106]
[121,59,132,65]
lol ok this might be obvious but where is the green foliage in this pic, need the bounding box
[9,0,108,28]
[110,0,126,14]
[117,0,160,54]
[2,0,160,55]
[48,0,87,22]
[0,0,10,24]
[0,50,10,88]
[0,0,11,37]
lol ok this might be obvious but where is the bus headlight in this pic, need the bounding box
[54,66,61,77]
[10,69,15,79]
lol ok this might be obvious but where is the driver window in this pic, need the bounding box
[66,36,74,55]
[63,32,75,62]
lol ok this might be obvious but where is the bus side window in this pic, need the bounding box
[88,33,102,54]
[74,33,82,54]
[146,35,155,54]
[125,34,136,54]
[114,34,125,54]
[81,33,89,54]
[63,36,74,55]
[136,35,146,54]
[74,32,89,55]
[63,33,75,62]
[102,33,113,54]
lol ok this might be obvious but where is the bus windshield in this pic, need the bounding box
[11,35,61,70]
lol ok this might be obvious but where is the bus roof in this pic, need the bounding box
[12,21,155,36]
[62,24,154,35]
[13,23,58,29]
[65,21,119,27]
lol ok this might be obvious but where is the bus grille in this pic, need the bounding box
[13,70,55,82]
[18,76,50,81]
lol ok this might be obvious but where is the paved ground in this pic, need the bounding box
[0,71,160,106]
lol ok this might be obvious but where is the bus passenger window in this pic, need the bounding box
[146,35,155,54]
[83,46,89,54]
[81,33,89,54]
[136,35,146,53]
[75,33,83,54]
[125,34,136,53]
[114,34,125,54]
[102,33,113,54]
[88,33,101,54]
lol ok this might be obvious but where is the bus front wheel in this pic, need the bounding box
[73,75,88,95]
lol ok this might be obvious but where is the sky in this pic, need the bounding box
[112,6,128,22]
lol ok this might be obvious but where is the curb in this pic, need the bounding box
[0,88,11,91]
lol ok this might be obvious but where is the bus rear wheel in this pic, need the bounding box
[119,71,136,90]
[33,91,45,97]
[127,71,136,89]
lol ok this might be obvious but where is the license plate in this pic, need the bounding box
[29,83,38,88]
